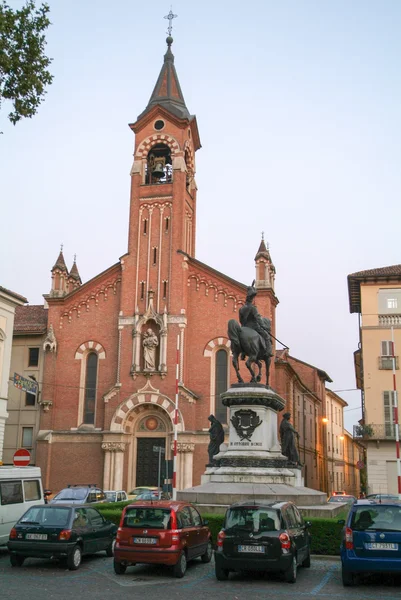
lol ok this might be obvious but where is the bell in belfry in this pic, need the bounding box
[150,155,166,179]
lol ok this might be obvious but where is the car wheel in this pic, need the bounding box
[114,560,127,575]
[106,539,116,557]
[215,564,230,581]
[201,540,213,563]
[67,545,82,571]
[173,551,187,578]
[10,554,25,567]
[342,567,356,587]
[302,548,311,568]
[284,555,297,583]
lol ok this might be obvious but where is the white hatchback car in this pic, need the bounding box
[104,490,128,503]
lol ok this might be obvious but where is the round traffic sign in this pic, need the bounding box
[13,448,31,467]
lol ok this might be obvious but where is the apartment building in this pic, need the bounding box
[348,265,401,495]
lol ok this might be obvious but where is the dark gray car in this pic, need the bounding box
[214,500,311,583]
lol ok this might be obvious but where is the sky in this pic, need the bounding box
[1,1,401,431]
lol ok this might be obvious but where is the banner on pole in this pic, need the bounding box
[13,373,38,395]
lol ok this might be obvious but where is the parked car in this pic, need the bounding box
[50,484,107,505]
[104,490,128,503]
[113,500,212,578]
[366,493,401,502]
[340,500,401,586]
[328,495,357,504]
[0,466,45,546]
[214,500,311,583]
[133,490,170,501]
[7,504,117,570]
[127,486,158,500]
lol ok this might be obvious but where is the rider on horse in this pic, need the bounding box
[239,282,271,355]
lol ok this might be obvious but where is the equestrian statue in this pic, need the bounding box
[228,281,273,386]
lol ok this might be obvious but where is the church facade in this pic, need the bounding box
[35,36,332,494]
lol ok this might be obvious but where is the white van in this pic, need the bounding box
[0,466,44,545]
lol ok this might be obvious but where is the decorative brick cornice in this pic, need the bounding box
[60,277,121,327]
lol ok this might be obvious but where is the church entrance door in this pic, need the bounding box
[136,437,166,487]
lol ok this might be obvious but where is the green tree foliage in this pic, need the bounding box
[0,0,53,125]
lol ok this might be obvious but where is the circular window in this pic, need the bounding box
[145,417,159,431]
[154,120,165,131]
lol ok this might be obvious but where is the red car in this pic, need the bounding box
[113,500,212,578]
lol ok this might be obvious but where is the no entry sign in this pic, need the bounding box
[13,448,31,467]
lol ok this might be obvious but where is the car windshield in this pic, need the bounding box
[123,507,171,529]
[54,488,87,500]
[105,492,117,501]
[329,496,353,503]
[20,506,71,527]
[351,505,401,532]
[129,488,154,495]
[225,507,280,532]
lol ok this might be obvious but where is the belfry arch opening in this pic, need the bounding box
[145,143,172,184]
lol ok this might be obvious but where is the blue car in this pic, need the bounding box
[340,500,401,586]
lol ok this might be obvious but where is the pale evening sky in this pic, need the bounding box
[1,1,401,431]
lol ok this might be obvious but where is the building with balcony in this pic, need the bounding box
[0,286,28,464]
[348,264,401,495]
[3,305,48,465]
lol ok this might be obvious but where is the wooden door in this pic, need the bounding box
[136,438,165,487]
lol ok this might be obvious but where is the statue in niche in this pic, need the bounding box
[279,412,301,465]
[142,328,159,371]
[207,414,225,465]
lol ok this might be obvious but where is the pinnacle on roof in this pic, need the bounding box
[52,247,68,273]
[137,36,190,121]
[255,235,273,263]
[69,256,81,282]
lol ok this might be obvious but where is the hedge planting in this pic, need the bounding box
[97,503,343,555]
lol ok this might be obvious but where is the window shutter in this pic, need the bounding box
[381,341,391,356]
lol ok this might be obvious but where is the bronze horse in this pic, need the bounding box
[228,317,273,386]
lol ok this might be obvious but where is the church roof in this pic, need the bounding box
[348,264,401,313]
[0,286,27,304]
[137,37,191,121]
[52,250,68,273]
[14,305,48,334]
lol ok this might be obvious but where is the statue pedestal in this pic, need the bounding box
[178,383,327,512]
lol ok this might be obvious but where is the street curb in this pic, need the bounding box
[312,554,340,561]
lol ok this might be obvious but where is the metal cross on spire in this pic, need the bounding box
[261,231,265,241]
[164,7,177,36]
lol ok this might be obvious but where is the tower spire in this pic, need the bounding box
[136,13,190,121]
[254,234,276,291]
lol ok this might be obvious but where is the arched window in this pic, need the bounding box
[215,349,228,423]
[84,352,98,424]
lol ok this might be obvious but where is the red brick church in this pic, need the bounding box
[36,35,329,493]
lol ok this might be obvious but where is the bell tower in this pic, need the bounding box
[120,32,201,320]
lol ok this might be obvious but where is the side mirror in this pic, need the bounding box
[203,519,209,525]
[337,519,346,525]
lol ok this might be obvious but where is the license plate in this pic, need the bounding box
[365,543,398,550]
[26,533,47,540]
[238,545,265,553]
[133,537,157,544]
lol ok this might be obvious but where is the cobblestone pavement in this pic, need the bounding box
[0,548,400,600]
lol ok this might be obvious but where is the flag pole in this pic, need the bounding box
[172,334,180,500]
